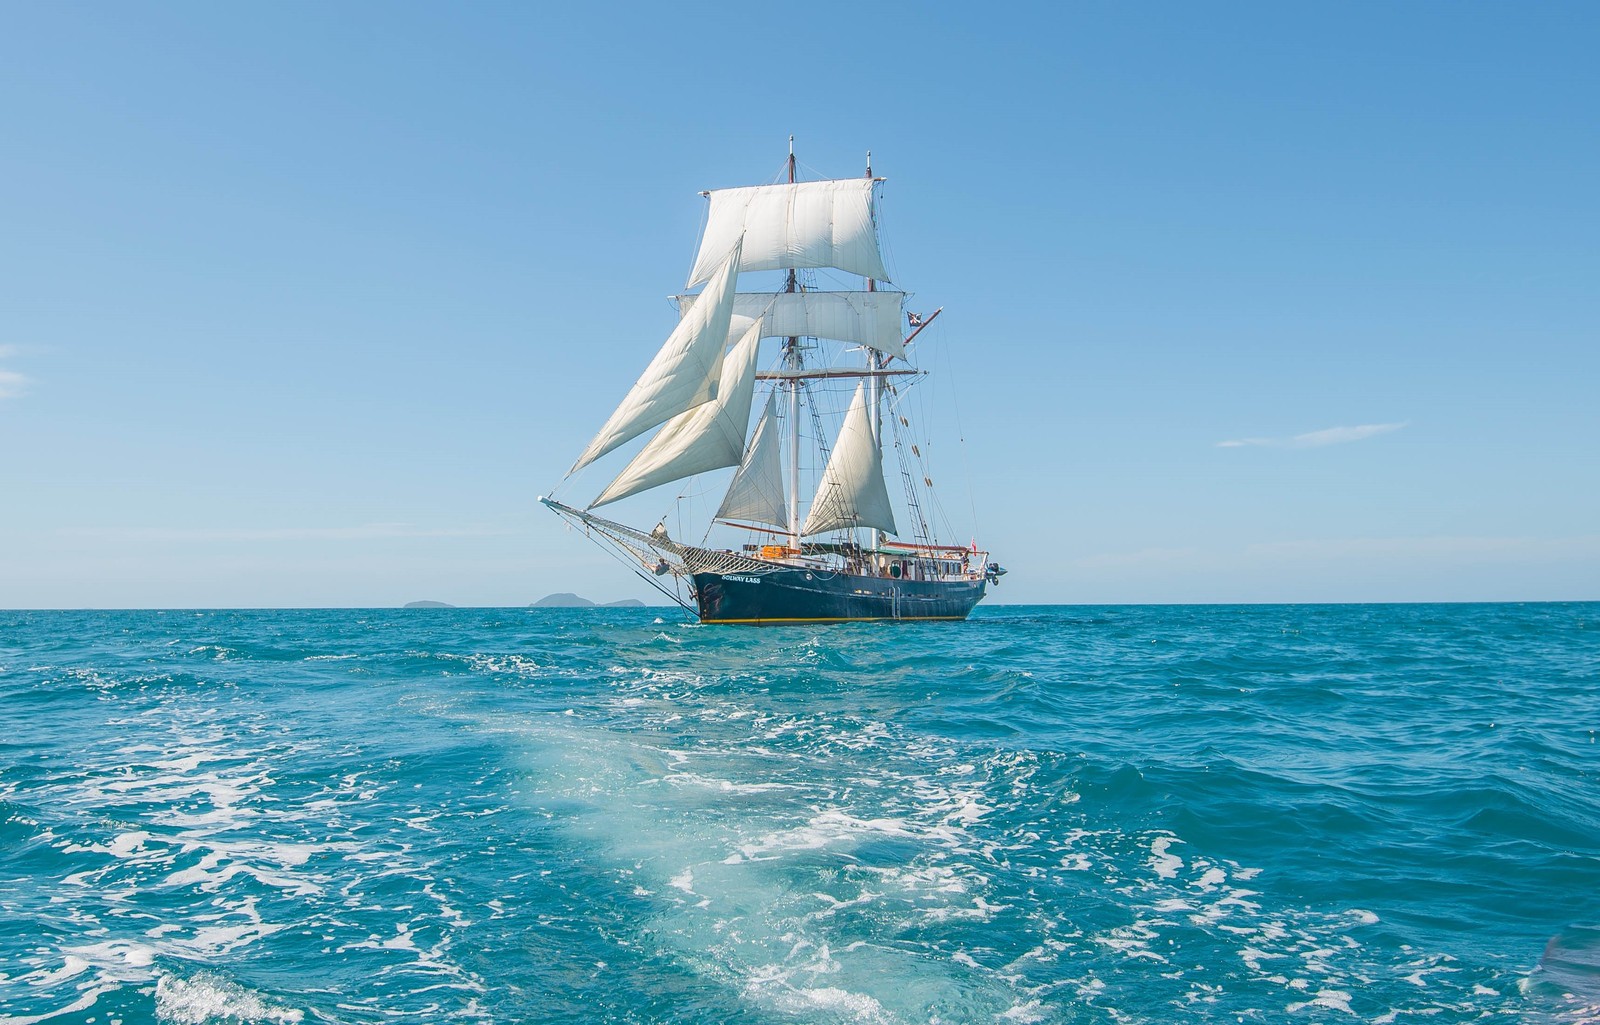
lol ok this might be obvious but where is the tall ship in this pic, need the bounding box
[541,142,1004,624]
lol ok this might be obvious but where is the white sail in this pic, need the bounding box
[571,241,742,472]
[801,380,897,537]
[589,317,763,508]
[715,390,788,529]
[687,179,889,288]
[677,290,906,360]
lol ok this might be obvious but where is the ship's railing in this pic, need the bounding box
[680,546,778,576]
[867,542,989,584]
[541,498,992,584]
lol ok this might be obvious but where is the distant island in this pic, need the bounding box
[531,593,648,608]
[400,595,653,608]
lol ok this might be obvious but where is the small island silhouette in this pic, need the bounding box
[530,593,647,608]
[401,595,652,608]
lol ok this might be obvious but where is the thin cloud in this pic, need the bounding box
[1073,534,1600,574]
[0,345,30,398]
[59,523,513,542]
[1217,421,1408,449]
[0,369,30,400]
[1245,533,1600,561]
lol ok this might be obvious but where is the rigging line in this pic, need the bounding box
[883,373,927,415]
[801,379,834,481]
[874,188,896,287]
[575,514,693,615]
[681,473,735,548]
[685,189,712,284]
[631,567,696,618]
[801,378,847,542]
[675,475,729,548]
[910,341,953,545]
[888,408,932,545]
[920,346,957,543]
[793,156,830,183]
[548,453,594,505]
[935,321,982,540]
[903,406,953,546]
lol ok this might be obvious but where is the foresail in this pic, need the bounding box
[715,390,788,529]
[801,380,897,538]
[571,240,742,472]
[687,179,889,288]
[589,317,763,509]
[677,290,906,360]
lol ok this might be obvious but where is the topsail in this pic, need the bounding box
[687,179,889,288]
[676,290,907,360]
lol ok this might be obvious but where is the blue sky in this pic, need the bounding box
[2,1,1595,607]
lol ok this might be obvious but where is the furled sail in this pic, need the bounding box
[715,390,788,529]
[801,381,897,537]
[571,241,742,472]
[676,290,906,360]
[687,179,889,288]
[589,318,763,509]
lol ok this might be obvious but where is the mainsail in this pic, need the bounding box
[686,179,889,288]
[571,239,742,472]
[801,380,897,537]
[590,318,763,509]
[715,390,788,529]
[677,290,906,360]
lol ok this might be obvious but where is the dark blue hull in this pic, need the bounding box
[690,568,986,624]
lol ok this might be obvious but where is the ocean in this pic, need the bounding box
[1,604,1596,1024]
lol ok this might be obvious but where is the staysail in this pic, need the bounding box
[687,179,888,288]
[571,240,742,472]
[589,317,763,508]
[801,380,897,537]
[677,290,906,360]
[715,390,789,529]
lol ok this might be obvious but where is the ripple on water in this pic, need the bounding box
[0,604,1595,1022]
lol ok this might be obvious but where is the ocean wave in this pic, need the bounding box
[2,604,1595,1021]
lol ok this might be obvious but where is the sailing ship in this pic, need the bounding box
[541,143,1005,624]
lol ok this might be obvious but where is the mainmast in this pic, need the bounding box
[785,135,802,550]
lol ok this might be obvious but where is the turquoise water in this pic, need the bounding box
[1,604,1597,1024]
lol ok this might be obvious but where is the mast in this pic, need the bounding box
[865,150,882,557]
[785,135,801,550]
